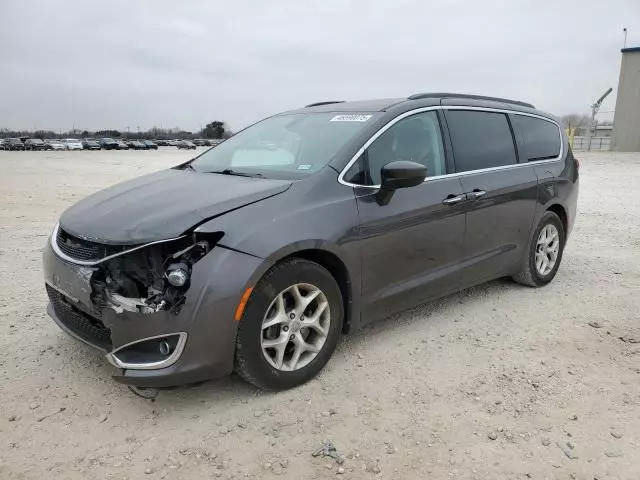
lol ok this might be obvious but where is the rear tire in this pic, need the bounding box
[235,258,343,390]
[513,211,565,287]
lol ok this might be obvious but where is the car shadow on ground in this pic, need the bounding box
[54,276,524,409]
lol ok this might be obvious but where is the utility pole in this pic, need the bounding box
[585,87,613,151]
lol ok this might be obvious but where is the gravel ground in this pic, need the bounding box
[0,149,638,480]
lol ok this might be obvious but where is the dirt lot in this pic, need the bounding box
[0,149,638,480]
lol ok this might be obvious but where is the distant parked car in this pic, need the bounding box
[82,139,101,150]
[45,139,66,151]
[4,138,25,151]
[0,139,5,150]
[99,138,118,150]
[143,140,158,150]
[127,140,146,150]
[177,140,196,150]
[64,138,83,150]
[193,138,208,147]
[115,140,129,150]
[24,138,46,151]
[155,139,169,146]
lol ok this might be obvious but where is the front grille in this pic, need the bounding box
[55,227,130,262]
[46,284,112,350]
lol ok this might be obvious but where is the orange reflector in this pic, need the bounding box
[234,287,254,321]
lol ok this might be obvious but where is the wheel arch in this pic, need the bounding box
[546,203,568,235]
[245,242,358,334]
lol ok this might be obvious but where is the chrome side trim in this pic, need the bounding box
[50,223,187,266]
[337,105,563,189]
[106,332,188,370]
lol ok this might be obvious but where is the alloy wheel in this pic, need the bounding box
[260,283,330,371]
[535,224,560,275]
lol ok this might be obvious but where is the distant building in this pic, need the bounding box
[594,124,613,137]
[613,47,640,151]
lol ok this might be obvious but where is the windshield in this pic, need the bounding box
[189,112,379,179]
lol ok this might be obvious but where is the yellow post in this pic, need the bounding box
[565,128,575,148]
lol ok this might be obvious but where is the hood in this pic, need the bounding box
[60,168,292,244]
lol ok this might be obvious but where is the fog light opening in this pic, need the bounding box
[159,340,171,356]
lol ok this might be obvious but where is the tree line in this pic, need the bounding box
[0,121,232,140]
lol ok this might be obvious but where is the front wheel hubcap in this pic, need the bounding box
[535,224,560,276]
[260,283,330,372]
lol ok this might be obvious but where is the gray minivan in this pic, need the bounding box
[43,93,579,390]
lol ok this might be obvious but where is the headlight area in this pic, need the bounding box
[91,232,222,316]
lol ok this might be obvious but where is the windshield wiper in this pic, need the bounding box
[208,169,265,178]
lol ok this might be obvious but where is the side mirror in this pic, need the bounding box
[376,161,427,205]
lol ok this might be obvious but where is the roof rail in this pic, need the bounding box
[305,101,346,108]
[407,92,535,109]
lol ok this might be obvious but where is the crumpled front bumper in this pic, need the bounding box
[43,238,266,387]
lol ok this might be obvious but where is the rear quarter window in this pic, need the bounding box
[446,110,517,172]
[511,115,561,161]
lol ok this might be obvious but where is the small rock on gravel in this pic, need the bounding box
[604,451,623,458]
[588,321,602,328]
[542,438,551,446]
[488,432,498,440]
[568,414,578,421]
[610,431,623,439]
[556,441,578,459]
[337,467,345,474]
[8,415,17,422]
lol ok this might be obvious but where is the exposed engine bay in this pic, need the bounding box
[85,232,221,316]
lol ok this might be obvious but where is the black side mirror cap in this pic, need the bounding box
[375,161,427,205]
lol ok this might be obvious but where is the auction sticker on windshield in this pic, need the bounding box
[330,114,372,122]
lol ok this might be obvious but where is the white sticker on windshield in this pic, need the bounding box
[297,164,312,170]
[330,114,372,122]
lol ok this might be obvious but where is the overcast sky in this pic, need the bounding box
[1,0,638,132]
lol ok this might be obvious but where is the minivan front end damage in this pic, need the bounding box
[50,224,222,317]
[44,220,265,386]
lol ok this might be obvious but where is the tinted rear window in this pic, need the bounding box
[446,110,517,172]
[511,115,561,161]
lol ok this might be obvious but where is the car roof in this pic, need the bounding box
[287,93,555,120]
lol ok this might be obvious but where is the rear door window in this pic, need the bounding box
[445,110,517,172]
[511,115,561,161]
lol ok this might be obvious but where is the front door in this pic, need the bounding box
[350,110,467,323]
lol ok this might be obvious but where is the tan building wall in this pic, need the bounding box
[613,48,640,152]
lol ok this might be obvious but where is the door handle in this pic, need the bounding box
[468,189,486,200]
[442,194,467,205]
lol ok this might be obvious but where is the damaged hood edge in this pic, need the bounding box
[59,169,293,245]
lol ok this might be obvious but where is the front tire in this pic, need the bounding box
[513,211,565,287]
[235,258,343,390]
